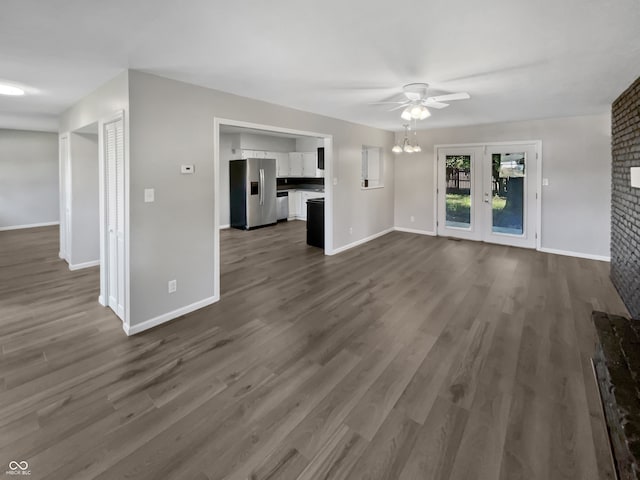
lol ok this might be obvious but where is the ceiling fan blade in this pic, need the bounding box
[427,92,470,102]
[423,100,449,109]
[388,104,408,112]
[368,101,407,105]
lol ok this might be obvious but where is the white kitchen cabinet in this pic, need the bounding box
[288,190,300,219]
[302,152,317,177]
[276,152,289,177]
[289,152,303,177]
[298,191,325,220]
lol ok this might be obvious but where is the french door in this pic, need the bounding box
[104,116,125,320]
[437,143,539,249]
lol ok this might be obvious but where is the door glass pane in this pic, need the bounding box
[492,152,525,235]
[445,155,472,228]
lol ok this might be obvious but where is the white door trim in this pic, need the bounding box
[98,110,130,327]
[58,133,70,261]
[433,140,542,250]
[213,117,334,301]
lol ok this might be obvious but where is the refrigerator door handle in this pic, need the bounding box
[259,169,264,205]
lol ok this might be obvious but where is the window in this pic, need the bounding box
[362,146,383,188]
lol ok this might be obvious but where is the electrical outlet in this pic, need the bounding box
[168,279,177,293]
[410,215,415,223]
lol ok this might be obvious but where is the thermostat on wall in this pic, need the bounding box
[631,167,640,188]
[181,165,195,174]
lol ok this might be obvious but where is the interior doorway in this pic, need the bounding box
[213,118,333,300]
[436,142,540,249]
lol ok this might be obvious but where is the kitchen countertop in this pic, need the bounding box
[277,186,324,192]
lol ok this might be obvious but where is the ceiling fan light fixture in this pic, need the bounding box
[410,104,424,119]
[401,107,413,121]
[418,107,431,120]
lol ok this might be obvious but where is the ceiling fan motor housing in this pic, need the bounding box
[403,83,430,101]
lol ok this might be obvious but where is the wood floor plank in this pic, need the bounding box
[0,222,629,479]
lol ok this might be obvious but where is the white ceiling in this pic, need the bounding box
[1,0,639,132]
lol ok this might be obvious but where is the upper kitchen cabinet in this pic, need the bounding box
[302,152,323,178]
[241,149,266,159]
[275,152,289,177]
[288,152,304,176]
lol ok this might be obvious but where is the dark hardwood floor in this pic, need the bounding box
[0,221,627,479]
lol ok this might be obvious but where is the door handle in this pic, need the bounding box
[259,169,264,205]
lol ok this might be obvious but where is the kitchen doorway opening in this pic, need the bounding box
[213,118,333,301]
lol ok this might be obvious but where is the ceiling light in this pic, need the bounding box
[418,107,431,120]
[0,84,25,96]
[401,107,412,122]
[410,105,423,119]
[394,124,417,154]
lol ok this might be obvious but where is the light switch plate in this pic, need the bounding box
[631,167,640,188]
[181,165,195,174]
[542,178,549,186]
[144,188,155,203]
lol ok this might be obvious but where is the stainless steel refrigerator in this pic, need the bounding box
[229,158,277,230]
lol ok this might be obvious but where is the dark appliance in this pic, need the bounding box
[317,147,325,170]
[306,197,324,248]
[230,158,277,229]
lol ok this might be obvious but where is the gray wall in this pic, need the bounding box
[0,129,59,229]
[128,70,394,326]
[394,114,612,258]
[69,132,99,266]
[59,71,129,133]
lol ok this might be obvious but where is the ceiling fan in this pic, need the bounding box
[373,83,470,120]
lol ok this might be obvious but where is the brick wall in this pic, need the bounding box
[611,76,640,318]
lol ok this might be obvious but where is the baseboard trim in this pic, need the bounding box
[69,260,100,271]
[0,221,60,231]
[394,226,437,236]
[123,295,220,336]
[538,247,610,262]
[330,227,394,255]
[98,295,106,307]
[219,224,230,229]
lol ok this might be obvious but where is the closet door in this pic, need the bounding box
[104,117,125,320]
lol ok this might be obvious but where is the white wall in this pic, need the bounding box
[394,113,612,258]
[128,70,394,327]
[0,129,59,229]
[296,137,323,152]
[238,133,295,152]
[69,132,99,266]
